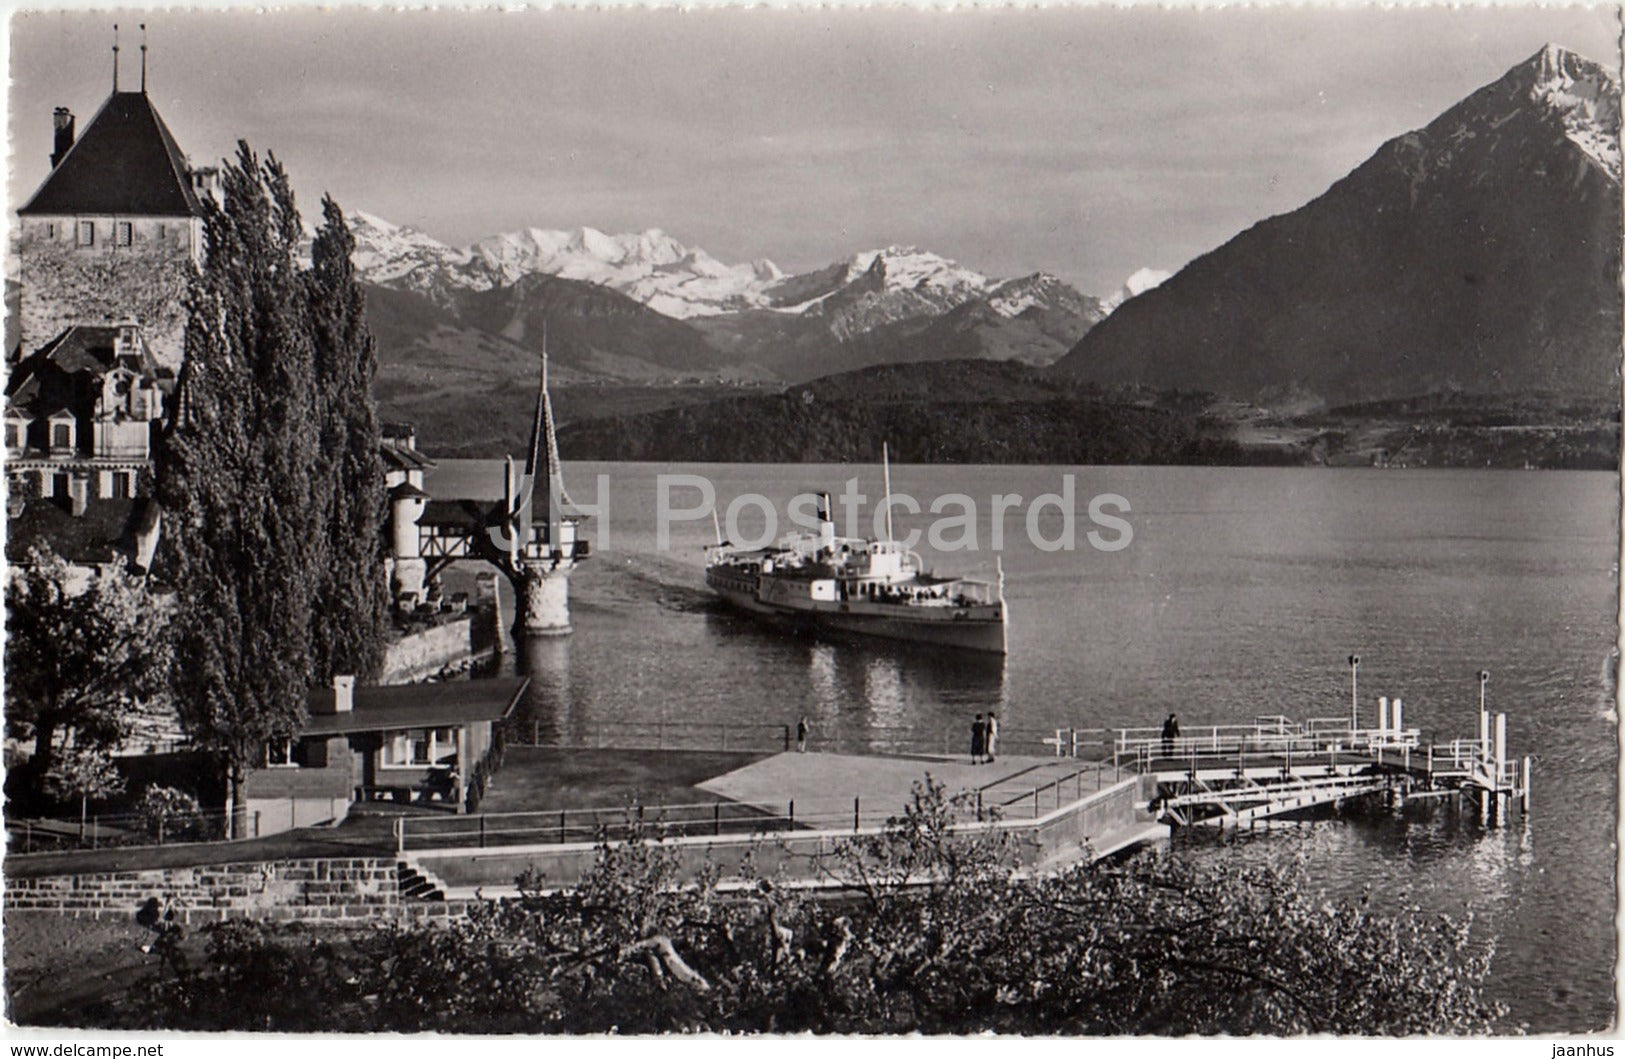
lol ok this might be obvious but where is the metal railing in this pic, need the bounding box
[6,807,250,854]
[396,758,1128,854]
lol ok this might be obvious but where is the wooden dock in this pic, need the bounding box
[1044,681,1531,830]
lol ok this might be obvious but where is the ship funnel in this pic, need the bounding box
[816,491,835,551]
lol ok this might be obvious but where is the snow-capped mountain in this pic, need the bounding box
[346,213,785,318]
[468,227,784,318]
[351,211,1108,382]
[1059,44,1621,406]
[1527,42,1621,181]
[346,210,501,303]
[774,246,1006,338]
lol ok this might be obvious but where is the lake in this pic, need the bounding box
[425,460,1619,1032]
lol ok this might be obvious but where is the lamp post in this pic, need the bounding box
[1348,654,1360,732]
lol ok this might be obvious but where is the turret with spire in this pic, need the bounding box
[500,329,590,635]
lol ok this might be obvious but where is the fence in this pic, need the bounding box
[6,807,247,854]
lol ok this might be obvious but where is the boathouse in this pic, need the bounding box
[244,677,526,836]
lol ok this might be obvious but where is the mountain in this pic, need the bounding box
[468,226,783,318]
[685,255,1103,381]
[1057,45,1622,408]
[843,273,1107,370]
[353,215,1104,382]
[347,212,784,318]
[366,270,766,386]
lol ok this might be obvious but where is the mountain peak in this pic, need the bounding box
[1514,44,1622,182]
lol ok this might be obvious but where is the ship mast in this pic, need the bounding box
[882,441,895,543]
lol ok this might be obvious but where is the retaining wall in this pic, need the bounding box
[380,618,477,684]
[4,858,409,923]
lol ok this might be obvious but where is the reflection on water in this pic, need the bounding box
[511,635,576,746]
[697,607,1010,753]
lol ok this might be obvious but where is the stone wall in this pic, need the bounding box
[17,216,197,364]
[380,617,477,684]
[4,858,404,923]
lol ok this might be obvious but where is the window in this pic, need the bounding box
[382,727,459,768]
[115,222,132,247]
[5,422,20,451]
[112,472,132,500]
[43,222,55,239]
[77,220,93,246]
[51,422,71,449]
[266,738,294,767]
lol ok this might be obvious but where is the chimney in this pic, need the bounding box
[331,675,355,714]
[50,108,75,168]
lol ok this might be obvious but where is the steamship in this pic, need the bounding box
[703,448,1008,654]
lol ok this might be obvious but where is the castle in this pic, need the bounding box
[5,53,207,572]
[7,49,588,634]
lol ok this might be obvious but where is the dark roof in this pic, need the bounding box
[299,677,528,737]
[380,441,436,473]
[388,481,430,501]
[420,497,503,530]
[5,497,152,566]
[7,325,158,417]
[19,92,204,217]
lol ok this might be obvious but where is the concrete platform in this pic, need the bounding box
[698,752,1115,829]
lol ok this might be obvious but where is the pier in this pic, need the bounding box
[1046,668,1531,830]
[382,667,1529,897]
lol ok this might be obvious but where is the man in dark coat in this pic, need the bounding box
[1161,713,1180,758]
[971,714,987,764]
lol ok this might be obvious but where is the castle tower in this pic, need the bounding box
[15,79,211,367]
[503,347,589,636]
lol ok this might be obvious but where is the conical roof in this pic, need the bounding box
[519,348,585,521]
[19,91,204,217]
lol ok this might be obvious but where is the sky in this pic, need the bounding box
[7,5,1621,295]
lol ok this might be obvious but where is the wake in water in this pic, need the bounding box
[577,553,717,613]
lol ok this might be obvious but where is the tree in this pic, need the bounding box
[156,143,327,838]
[42,747,126,840]
[306,195,389,683]
[4,543,172,803]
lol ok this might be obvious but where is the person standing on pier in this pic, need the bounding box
[971,714,987,764]
[986,712,999,763]
[1161,713,1180,758]
[796,716,811,753]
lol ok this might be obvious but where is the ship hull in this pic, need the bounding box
[707,577,1007,654]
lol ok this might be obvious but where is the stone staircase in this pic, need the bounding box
[396,859,448,902]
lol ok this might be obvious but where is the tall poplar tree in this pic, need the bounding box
[308,196,389,683]
[157,143,385,836]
